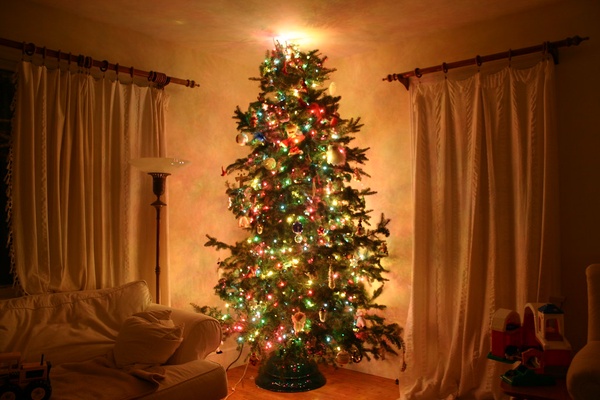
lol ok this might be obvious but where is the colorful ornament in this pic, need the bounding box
[355,309,366,329]
[292,221,303,234]
[238,216,251,229]
[254,132,266,142]
[328,82,337,96]
[329,115,339,127]
[356,219,365,236]
[319,307,327,322]
[292,311,306,333]
[336,350,350,365]
[308,103,325,121]
[236,132,249,145]
[355,330,368,341]
[277,110,290,123]
[293,221,304,243]
[263,157,277,170]
[351,347,363,363]
[280,123,305,155]
[326,145,346,165]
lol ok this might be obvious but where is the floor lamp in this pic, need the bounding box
[130,157,189,303]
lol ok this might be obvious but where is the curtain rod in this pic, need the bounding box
[383,35,589,90]
[0,37,199,89]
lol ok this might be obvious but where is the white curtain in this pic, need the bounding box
[402,58,560,399]
[10,61,168,295]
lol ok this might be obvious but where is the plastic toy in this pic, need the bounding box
[488,303,572,378]
[0,352,52,400]
[500,362,555,386]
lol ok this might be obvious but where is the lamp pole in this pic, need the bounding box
[130,157,189,305]
[149,172,170,304]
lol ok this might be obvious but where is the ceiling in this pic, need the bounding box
[28,0,561,59]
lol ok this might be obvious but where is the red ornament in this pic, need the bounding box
[308,103,325,121]
[355,330,368,341]
[250,112,258,127]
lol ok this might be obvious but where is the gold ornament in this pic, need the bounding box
[319,307,327,322]
[238,216,251,229]
[326,145,346,166]
[292,311,307,333]
[336,350,350,365]
[263,157,277,170]
[328,82,337,96]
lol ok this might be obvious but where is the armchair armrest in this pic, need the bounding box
[147,304,222,364]
[567,341,600,399]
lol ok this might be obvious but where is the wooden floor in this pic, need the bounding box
[224,362,399,400]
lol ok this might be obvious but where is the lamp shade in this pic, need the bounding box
[130,157,190,174]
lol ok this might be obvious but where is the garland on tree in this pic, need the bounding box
[193,41,405,369]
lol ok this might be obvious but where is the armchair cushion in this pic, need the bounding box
[147,304,222,364]
[114,309,184,367]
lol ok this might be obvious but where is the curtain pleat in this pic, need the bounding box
[10,62,168,295]
[402,59,560,399]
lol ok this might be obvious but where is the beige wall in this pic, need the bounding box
[1,0,599,380]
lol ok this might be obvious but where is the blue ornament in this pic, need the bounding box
[254,132,266,142]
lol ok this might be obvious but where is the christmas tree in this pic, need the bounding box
[197,41,404,376]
